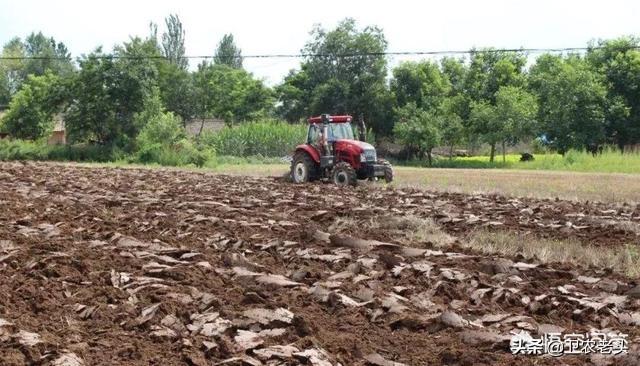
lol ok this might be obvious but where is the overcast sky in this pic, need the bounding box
[1,0,638,85]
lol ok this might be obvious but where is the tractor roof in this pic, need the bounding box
[307,115,353,124]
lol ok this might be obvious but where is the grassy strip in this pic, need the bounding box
[402,149,640,174]
[0,139,287,168]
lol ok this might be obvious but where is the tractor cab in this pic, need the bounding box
[290,114,393,186]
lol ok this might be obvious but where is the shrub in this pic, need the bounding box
[0,139,121,162]
[132,106,215,167]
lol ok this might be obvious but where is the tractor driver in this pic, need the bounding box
[318,127,327,155]
[311,124,327,155]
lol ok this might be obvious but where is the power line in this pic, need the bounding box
[0,45,639,61]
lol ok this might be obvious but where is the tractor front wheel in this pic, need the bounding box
[291,152,317,183]
[379,159,394,183]
[331,162,357,186]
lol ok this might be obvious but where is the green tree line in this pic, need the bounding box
[1,16,640,163]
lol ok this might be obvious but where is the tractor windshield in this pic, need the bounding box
[327,123,354,141]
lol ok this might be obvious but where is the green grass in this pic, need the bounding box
[402,149,640,174]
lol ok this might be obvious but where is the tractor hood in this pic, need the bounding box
[335,139,375,153]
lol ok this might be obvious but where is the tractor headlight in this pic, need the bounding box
[361,149,377,162]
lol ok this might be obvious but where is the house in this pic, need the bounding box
[185,118,225,137]
[47,114,66,145]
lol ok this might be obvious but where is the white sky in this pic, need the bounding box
[1,0,639,85]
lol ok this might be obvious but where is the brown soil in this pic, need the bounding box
[0,162,639,366]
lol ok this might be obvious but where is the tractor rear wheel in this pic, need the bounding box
[331,162,357,186]
[291,151,317,183]
[379,159,394,183]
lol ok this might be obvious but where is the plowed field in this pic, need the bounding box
[1,162,639,365]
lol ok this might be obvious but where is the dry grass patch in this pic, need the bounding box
[393,167,640,204]
[464,230,640,278]
[329,215,455,248]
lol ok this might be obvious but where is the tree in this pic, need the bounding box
[390,60,451,111]
[0,73,62,139]
[275,65,313,122]
[0,69,9,107]
[23,32,74,78]
[493,86,538,161]
[469,86,537,162]
[158,62,195,124]
[529,54,607,154]
[439,98,465,159]
[440,57,468,96]
[135,89,185,147]
[192,62,272,132]
[463,49,528,155]
[393,103,441,165]
[587,37,640,151]
[65,37,160,146]
[464,49,526,104]
[469,101,499,161]
[277,18,392,134]
[161,14,188,70]
[0,33,73,106]
[214,34,243,69]
[0,38,27,103]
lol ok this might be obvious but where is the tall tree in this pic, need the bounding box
[23,32,73,78]
[158,62,194,124]
[161,14,188,70]
[587,37,640,151]
[65,37,160,146]
[0,72,63,139]
[0,38,26,104]
[214,34,243,69]
[0,33,73,106]
[464,49,526,104]
[493,86,538,161]
[393,102,441,165]
[275,65,313,122]
[390,60,451,111]
[439,98,465,159]
[192,62,272,130]
[469,86,537,162]
[277,18,392,134]
[529,54,607,154]
[464,49,527,156]
[440,57,467,96]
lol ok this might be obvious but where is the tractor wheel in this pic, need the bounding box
[290,152,317,183]
[331,162,357,187]
[379,159,394,183]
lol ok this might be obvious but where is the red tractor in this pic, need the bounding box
[290,114,393,186]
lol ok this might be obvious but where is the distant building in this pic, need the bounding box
[185,118,226,136]
[47,114,66,145]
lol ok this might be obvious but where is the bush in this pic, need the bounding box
[0,139,121,162]
[134,138,214,168]
[0,73,61,140]
[132,108,215,167]
[200,119,306,157]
